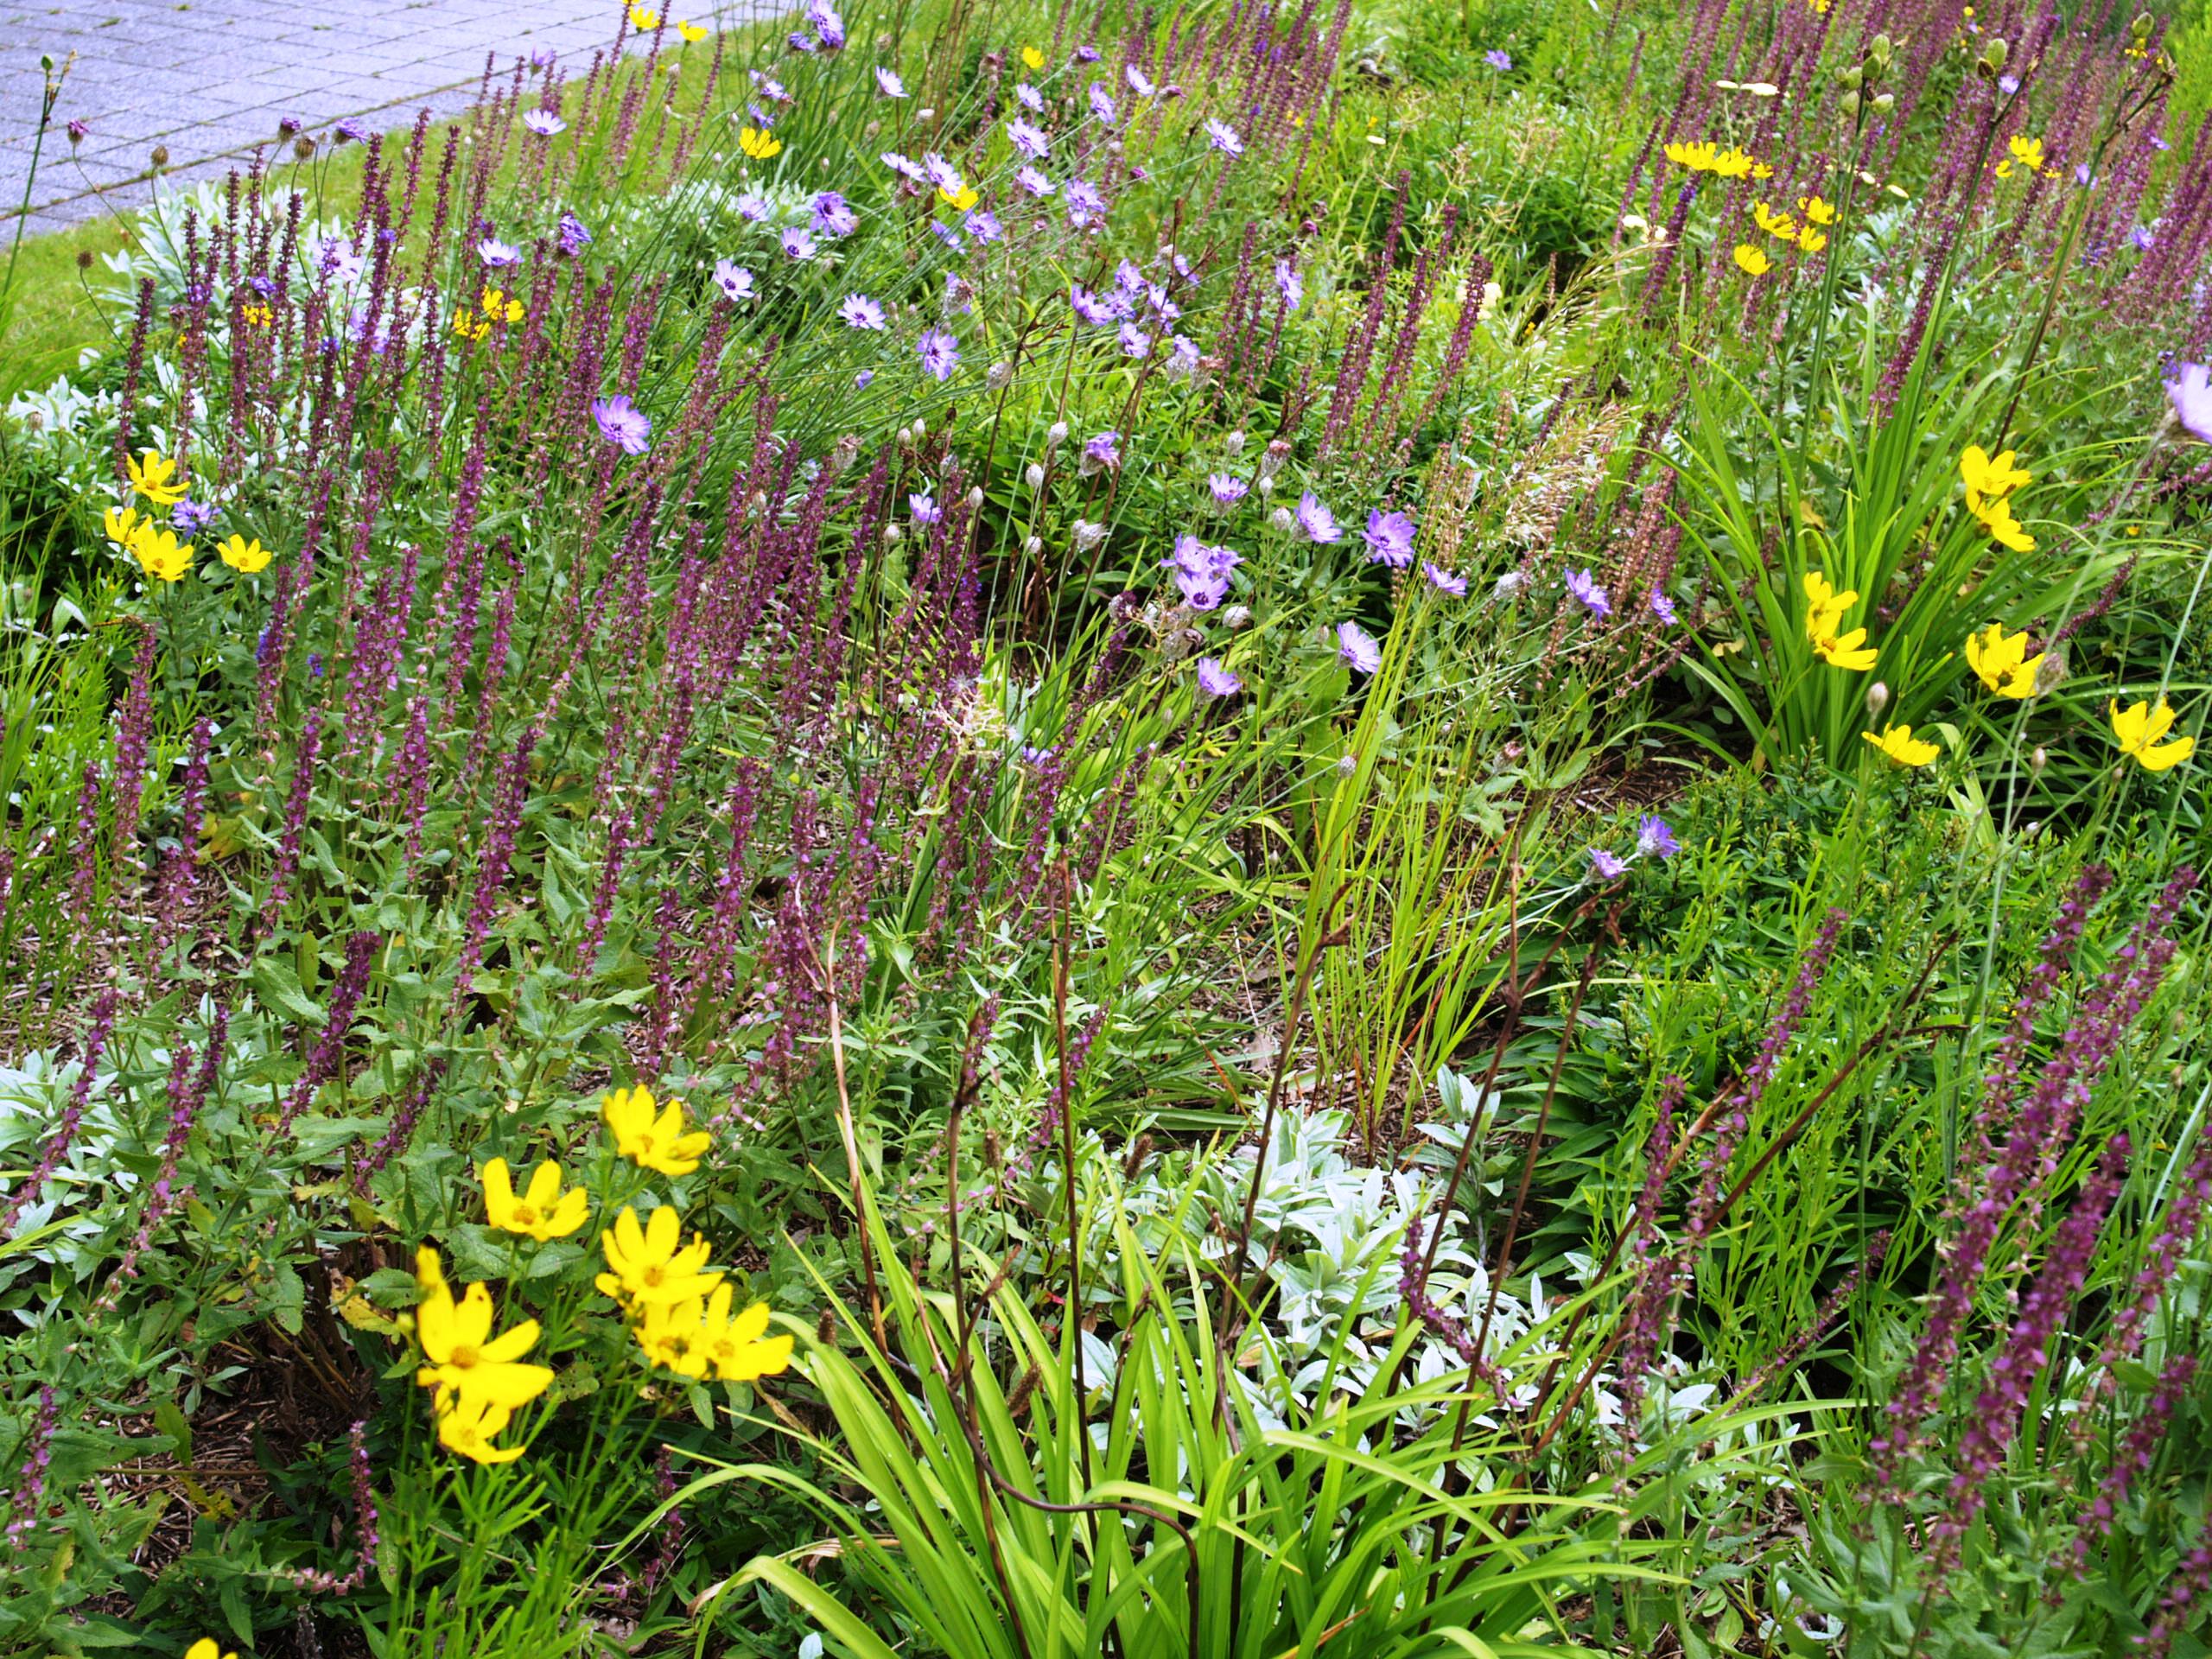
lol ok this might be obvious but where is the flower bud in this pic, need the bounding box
[1046,420,1068,445]
[2030,745,2048,775]
[1025,461,1046,490]
[1072,519,1106,552]
[897,425,914,448]
[1224,429,1245,455]
[964,486,983,510]
[987,360,1013,389]
[884,523,904,544]
[1868,32,1892,66]
[1268,505,1294,534]
[1978,37,2008,75]
[149,143,169,168]
[1023,535,1042,558]
[1840,64,1863,89]
[1840,90,1861,118]
[1872,91,1894,111]
[1220,603,1254,630]
[1866,680,1890,718]
[912,417,927,442]
[2131,10,2152,39]
[1255,474,1275,495]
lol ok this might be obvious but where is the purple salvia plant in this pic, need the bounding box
[354,1058,448,1192]
[0,988,119,1235]
[455,730,537,996]
[1,1383,59,1548]
[266,708,323,918]
[278,934,378,1130]
[1398,1210,1509,1391]
[108,626,159,874]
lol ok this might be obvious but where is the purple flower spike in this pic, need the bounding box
[1196,657,1242,696]
[592,394,652,454]
[1336,620,1381,673]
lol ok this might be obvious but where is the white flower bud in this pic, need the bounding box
[1047,420,1069,445]
[1224,429,1245,455]
[1220,604,1253,630]
[1255,474,1275,496]
[896,426,914,448]
[1025,462,1046,490]
[1866,680,1891,718]
[964,486,984,509]
[1072,519,1106,551]
[884,523,904,543]
[987,360,1013,389]
[912,417,927,442]
[1023,535,1043,557]
[1268,505,1294,534]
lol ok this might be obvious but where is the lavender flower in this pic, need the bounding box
[1589,846,1628,880]
[1205,118,1244,157]
[524,110,566,137]
[592,394,652,454]
[1007,118,1049,158]
[1485,48,1513,70]
[712,260,756,303]
[1423,562,1467,596]
[779,226,817,261]
[1636,815,1679,859]
[1196,657,1242,696]
[839,293,885,329]
[2165,362,2212,443]
[874,67,906,98]
[1294,491,1341,543]
[1337,620,1382,673]
[1566,567,1611,617]
[917,327,959,380]
[1362,508,1417,568]
[478,237,521,268]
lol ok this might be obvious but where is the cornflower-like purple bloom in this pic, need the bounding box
[1196,657,1242,696]
[965,209,1003,242]
[712,259,755,302]
[2165,362,2212,443]
[1017,165,1056,197]
[478,237,521,268]
[1165,535,1239,609]
[1649,584,1677,624]
[524,110,566,136]
[1205,118,1244,157]
[930,222,965,251]
[922,152,963,193]
[1337,620,1382,673]
[2128,224,2157,251]
[881,149,926,181]
[1362,508,1417,568]
[917,327,959,380]
[1207,473,1248,508]
[839,292,885,328]
[1015,81,1044,112]
[1423,562,1467,595]
[1637,815,1679,859]
[1007,117,1050,158]
[788,29,816,50]
[334,117,369,143]
[909,491,940,525]
[1294,491,1341,543]
[593,394,652,454]
[1087,84,1119,125]
[1485,48,1512,70]
[805,0,844,48]
[1066,178,1105,229]
[1566,567,1611,617]
[172,498,217,532]
[811,190,858,235]
[67,118,87,143]
[1082,429,1122,473]
[1075,43,1099,61]
[1274,259,1303,311]
[1588,846,1628,880]
[779,226,817,261]
[874,67,906,98]
[1070,284,1116,325]
[556,212,592,255]
[1126,64,1154,97]
[1166,334,1200,377]
[1117,321,1151,358]
[855,369,874,388]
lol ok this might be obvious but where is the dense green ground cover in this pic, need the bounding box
[2,0,2211,1653]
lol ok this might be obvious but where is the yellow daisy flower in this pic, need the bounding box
[1863,723,1940,766]
[414,1248,556,1409]
[217,533,270,574]
[483,1157,590,1242]
[601,1084,709,1176]
[2110,696,2195,772]
[127,448,189,506]
[1962,623,2044,698]
[739,125,782,161]
[596,1204,724,1309]
[435,1394,528,1464]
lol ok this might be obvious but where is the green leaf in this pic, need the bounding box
[251,957,324,1026]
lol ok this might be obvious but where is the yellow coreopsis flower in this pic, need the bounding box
[596,1204,724,1309]
[1751,200,1800,240]
[1959,444,2031,516]
[127,448,189,505]
[1021,44,1046,70]
[637,1294,707,1374]
[414,1248,556,1409]
[1711,147,1758,179]
[1733,243,1773,276]
[677,17,707,40]
[103,503,149,553]
[938,181,980,212]
[1963,622,2044,698]
[185,1643,238,1659]
[217,533,270,574]
[1798,226,1828,253]
[1802,570,1856,639]
[1798,194,1836,226]
[1975,496,2036,552]
[482,1157,590,1242]
[629,3,661,27]
[480,286,524,324]
[692,1283,793,1382]
[2006,134,2044,173]
[241,302,274,328]
[1815,627,1878,671]
[435,1394,527,1464]
[454,309,491,343]
[738,125,782,160]
[134,527,194,582]
[1863,723,1940,766]
[601,1084,710,1176]
[1664,138,1719,172]
[2110,696,2196,771]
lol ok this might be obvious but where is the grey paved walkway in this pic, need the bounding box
[1,0,696,229]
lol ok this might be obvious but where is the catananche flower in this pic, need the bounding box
[602,1084,709,1174]
[1207,473,1248,508]
[1589,847,1627,880]
[881,150,926,181]
[1337,620,1382,673]
[1082,429,1122,472]
[128,448,188,505]
[435,1395,526,1464]
[218,533,270,574]
[1070,284,1118,325]
[1637,815,1680,859]
[1485,48,1512,69]
[2164,362,2212,443]
[1863,723,1939,766]
[1164,534,1239,608]
[414,1248,556,1408]
[483,1157,590,1241]
[557,212,593,255]
[1126,63,1154,96]
[1065,178,1104,228]
[1423,562,1468,596]
[1274,260,1302,311]
[1117,321,1150,358]
[592,395,652,454]
[524,110,565,136]
[1205,118,1243,156]
[1016,164,1056,197]
[1196,657,1242,696]
[1362,508,1417,568]
[779,226,817,261]
[874,67,906,98]
[2110,696,2195,771]
[918,327,959,380]
[597,1204,724,1307]
[811,189,858,235]
[1566,567,1610,617]
[909,492,940,525]
[839,293,885,329]
[1964,623,2044,698]
[1648,585,1677,624]
[1007,117,1049,158]
[712,259,756,302]
[1294,492,1340,543]
[1088,83,1119,125]
[965,209,1003,242]
[478,237,521,268]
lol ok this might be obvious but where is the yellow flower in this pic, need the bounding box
[1975,496,2036,552]
[1863,723,1940,766]
[1021,44,1046,70]
[938,182,979,212]
[1959,444,2031,516]
[1751,200,1800,240]
[1751,161,1774,180]
[2110,696,2195,772]
[454,309,490,342]
[414,1248,556,1409]
[1798,226,1828,253]
[1664,138,1719,172]
[692,1283,793,1382]
[134,527,194,582]
[480,286,524,324]
[2007,134,2045,172]
[1798,194,1836,226]
[127,448,188,506]
[677,18,707,41]
[416,1243,447,1299]
[185,1643,238,1659]
[1802,570,1856,639]
[596,1203,724,1308]
[1733,242,1773,276]
[738,125,782,160]
[483,1156,590,1242]
[103,503,149,553]
[629,3,660,26]
[217,533,270,574]
[1708,147,1758,179]
[435,1394,527,1464]
[637,1294,707,1374]
[241,302,274,328]
[1963,622,2044,698]
[1815,626,1878,671]
[601,1084,710,1176]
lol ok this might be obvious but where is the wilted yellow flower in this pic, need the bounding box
[414,1248,556,1409]
[1733,242,1773,276]
[127,448,188,505]
[454,309,491,343]
[134,527,194,582]
[738,125,782,160]
[483,1157,590,1242]
[217,533,270,574]
[601,1084,710,1176]
[1959,444,2031,516]
[1963,623,2044,698]
[596,1204,724,1308]
[435,1395,527,1464]
[1863,723,1940,766]
[1021,44,1046,70]
[2110,696,2195,772]
[677,18,707,40]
